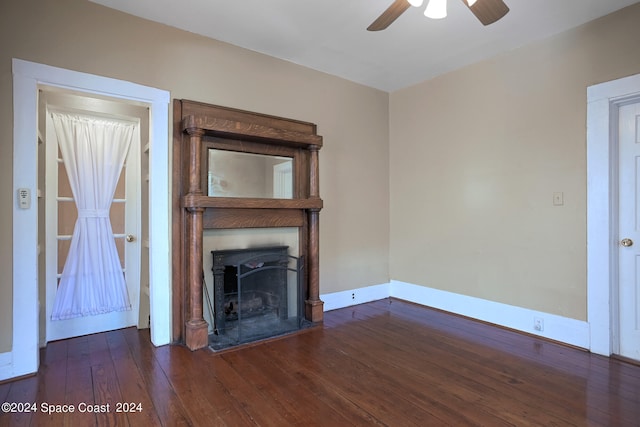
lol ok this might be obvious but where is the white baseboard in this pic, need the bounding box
[321,281,590,350]
[0,351,12,381]
[321,283,390,311]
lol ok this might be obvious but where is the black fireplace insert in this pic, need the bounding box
[208,246,306,350]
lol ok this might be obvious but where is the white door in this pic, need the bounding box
[273,160,293,198]
[44,108,141,342]
[618,100,640,361]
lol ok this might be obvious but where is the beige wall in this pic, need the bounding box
[389,3,640,321]
[0,0,390,353]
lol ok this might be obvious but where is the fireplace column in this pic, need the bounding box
[185,126,208,350]
[306,144,324,321]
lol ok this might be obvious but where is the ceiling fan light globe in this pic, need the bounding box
[425,0,447,19]
[408,0,424,7]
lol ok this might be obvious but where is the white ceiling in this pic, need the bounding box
[90,0,639,92]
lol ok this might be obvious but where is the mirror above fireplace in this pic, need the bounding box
[207,149,293,199]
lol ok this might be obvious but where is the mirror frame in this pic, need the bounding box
[202,136,306,200]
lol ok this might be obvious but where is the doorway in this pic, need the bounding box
[9,59,170,380]
[587,72,640,360]
[39,88,149,344]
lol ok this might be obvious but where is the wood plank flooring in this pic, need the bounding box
[1,298,639,426]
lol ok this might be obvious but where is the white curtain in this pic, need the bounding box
[51,112,136,320]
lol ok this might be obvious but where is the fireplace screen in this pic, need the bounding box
[208,246,305,350]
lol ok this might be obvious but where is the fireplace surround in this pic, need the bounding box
[172,100,324,350]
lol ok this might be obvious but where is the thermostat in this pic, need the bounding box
[17,188,31,209]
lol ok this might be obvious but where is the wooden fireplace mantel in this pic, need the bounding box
[182,114,323,148]
[172,100,324,350]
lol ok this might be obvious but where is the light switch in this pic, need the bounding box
[553,192,564,206]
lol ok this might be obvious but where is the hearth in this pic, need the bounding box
[208,246,306,350]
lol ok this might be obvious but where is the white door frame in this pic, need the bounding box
[8,58,171,380]
[587,72,640,356]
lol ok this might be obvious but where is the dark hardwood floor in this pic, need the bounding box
[1,298,639,426]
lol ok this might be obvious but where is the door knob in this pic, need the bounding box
[621,238,633,247]
[126,234,136,243]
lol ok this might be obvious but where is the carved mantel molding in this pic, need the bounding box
[173,100,324,350]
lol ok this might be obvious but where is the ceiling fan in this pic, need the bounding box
[367,0,509,31]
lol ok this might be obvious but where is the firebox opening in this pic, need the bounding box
[208,246,309,351]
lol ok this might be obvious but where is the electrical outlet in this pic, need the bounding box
[534,317,544,332]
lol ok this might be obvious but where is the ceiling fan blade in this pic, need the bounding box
[463,0,509,26]
[367,0,411,31]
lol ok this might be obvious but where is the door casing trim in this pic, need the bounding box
[8,58,170,380]
[587,72,640,356]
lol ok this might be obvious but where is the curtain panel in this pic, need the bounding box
[50,112,135,320]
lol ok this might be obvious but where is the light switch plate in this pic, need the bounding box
[553,192,564,206]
